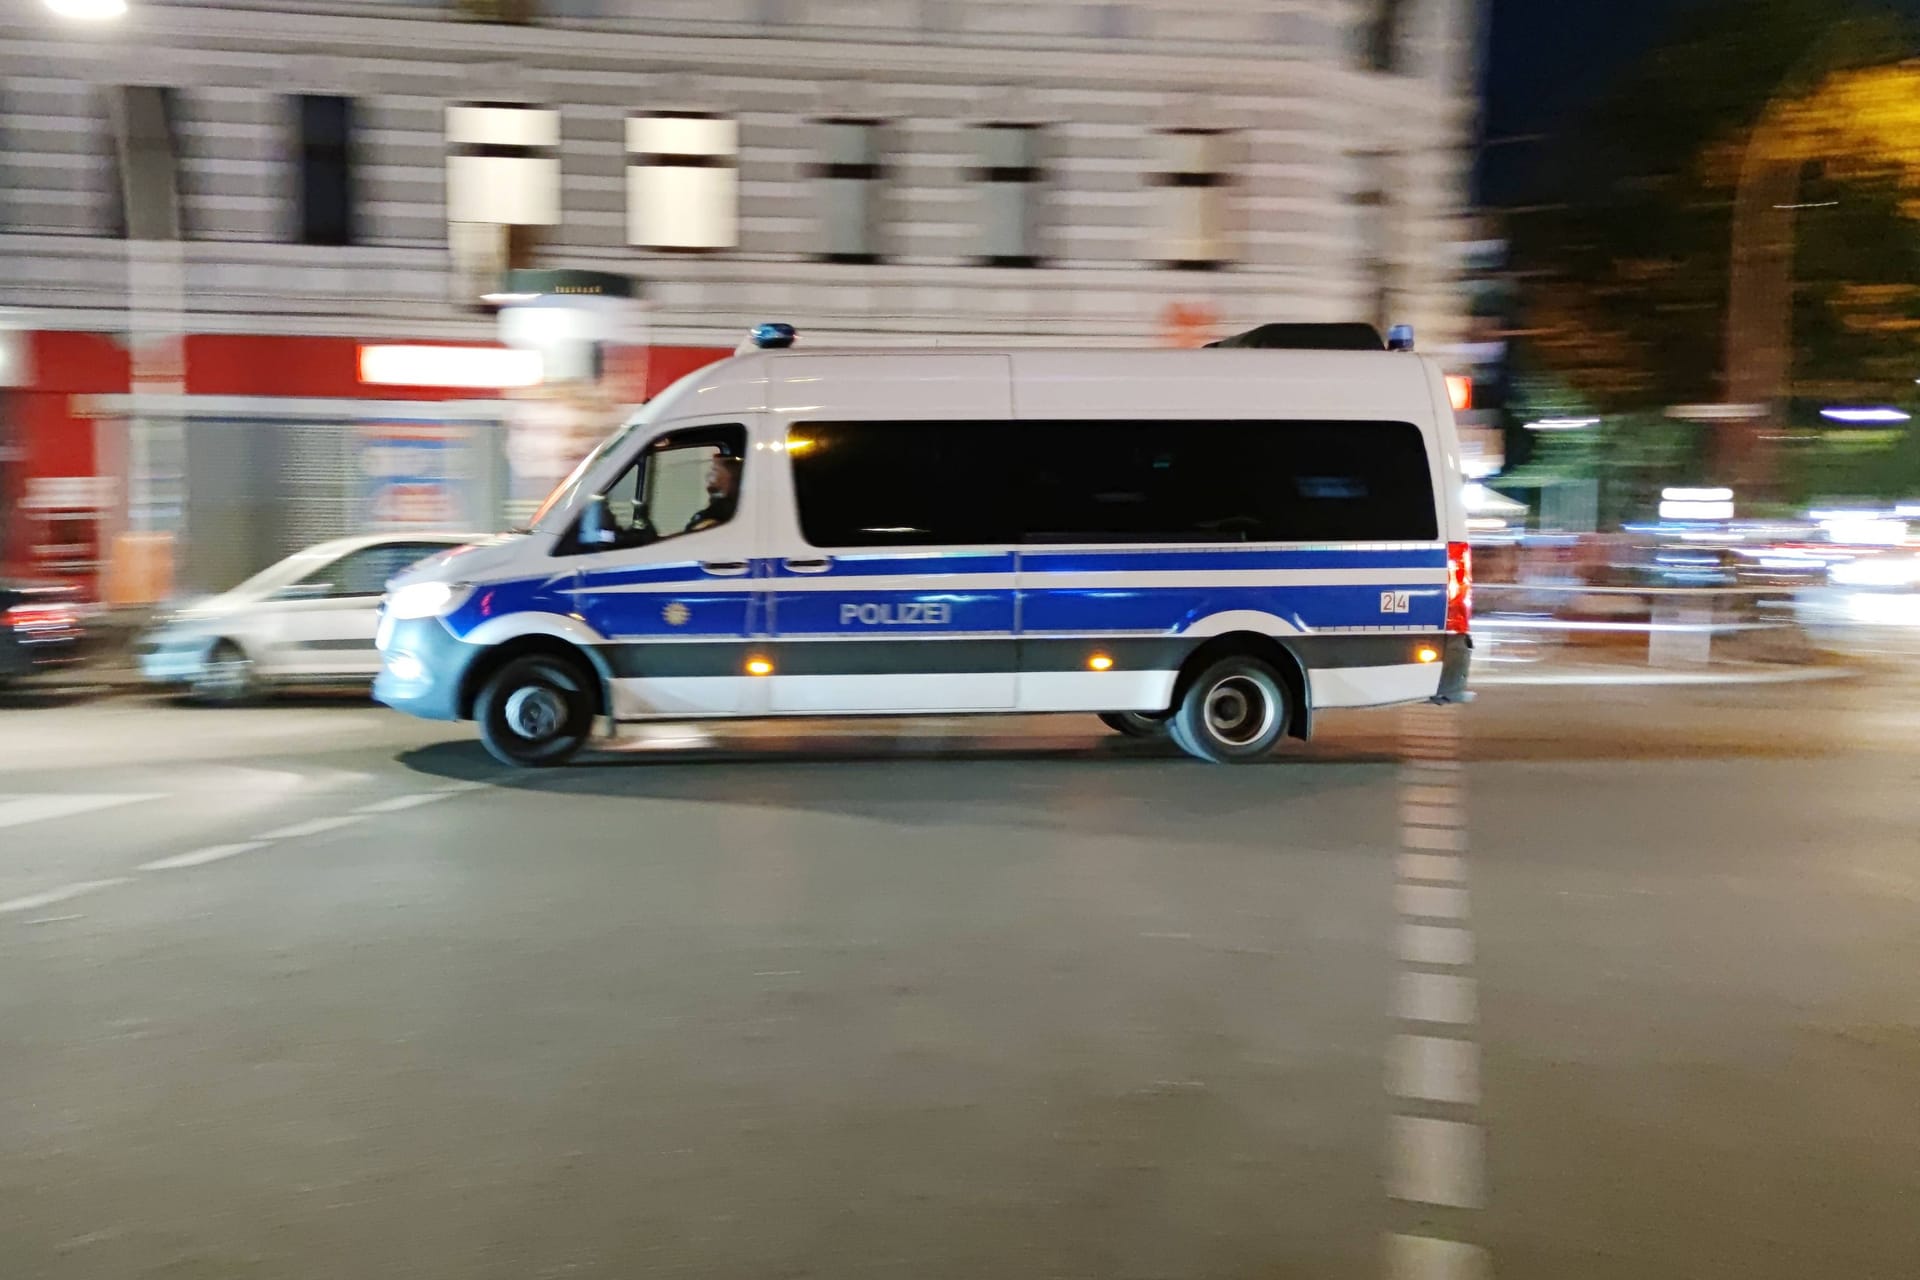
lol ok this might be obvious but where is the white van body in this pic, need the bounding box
[375,344,1471,762]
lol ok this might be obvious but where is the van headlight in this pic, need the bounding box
[385,581,471,620]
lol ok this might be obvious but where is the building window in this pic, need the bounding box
[1148,129,1231,270]
[295,95,355,246]
[446,102,558,302]
[973,123,1042,267]
[626,113,738,251]
[811,119,885,264]
[445,102,560,227]
[1368,0,1409,72]
[106,85,182,241]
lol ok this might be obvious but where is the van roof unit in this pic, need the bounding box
[1206,323,1385,352]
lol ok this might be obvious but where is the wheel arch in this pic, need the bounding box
[1173,631,1313,741]
[457,634,612,721]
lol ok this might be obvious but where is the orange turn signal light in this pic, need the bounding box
[1416,645,1441,665]
[1088,653,1115,671]
[745,657,775,676]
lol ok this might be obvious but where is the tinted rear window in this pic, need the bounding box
[789,419,1436,547]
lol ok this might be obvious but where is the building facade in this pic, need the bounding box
[0,0,1482,593]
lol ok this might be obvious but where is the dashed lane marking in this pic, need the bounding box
[0,794,163,831]
[138,842,271,872]
[1385,701,1489,1275]
[0,878,130,914]
[1388,1116,1485,1209]
[1400,923,1476,967]
[1385,1232,1493,1279]
[354,792,456,814]
[256,815,366,841]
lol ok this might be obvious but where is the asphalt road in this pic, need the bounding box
[1,670,1917,1279]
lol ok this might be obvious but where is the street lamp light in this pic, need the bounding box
[44,0,127,18]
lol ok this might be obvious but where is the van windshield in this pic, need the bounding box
[526,410,656,534]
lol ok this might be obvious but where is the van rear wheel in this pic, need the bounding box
[1168,655,1289,763]
[1098,711,1170,739]
[476,654,594,767]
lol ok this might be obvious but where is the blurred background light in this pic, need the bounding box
[1820,407,1911,424]
[43,0,126,18]
[1524,416,1600,431]
[358,344,543,389]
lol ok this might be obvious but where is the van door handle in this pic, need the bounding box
[700,560,751,577]
[783,557,833,574]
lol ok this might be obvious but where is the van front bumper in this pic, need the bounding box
[372,616,477,721]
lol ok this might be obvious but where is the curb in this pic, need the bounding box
[1475,665,1855,688]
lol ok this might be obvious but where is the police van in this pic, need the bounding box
[374,323,1472,766]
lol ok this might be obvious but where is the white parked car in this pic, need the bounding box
[141,533,484,701]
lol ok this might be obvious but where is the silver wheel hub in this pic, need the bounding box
[1204,676,1275,747]
[504,685,566,741]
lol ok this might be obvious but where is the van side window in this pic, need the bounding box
[787,421,1015,547]
[789,419,1436,547]
[1022,420,1436,543]
[565,424,747,553]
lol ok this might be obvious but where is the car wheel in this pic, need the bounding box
[475,654,595,767]
[1098,711,1170,738]
[192,640,259,704]
[1167,655,1289,763]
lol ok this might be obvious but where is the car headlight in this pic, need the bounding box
[385,580,470,620]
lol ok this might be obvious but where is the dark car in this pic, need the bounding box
[0,582,84,685]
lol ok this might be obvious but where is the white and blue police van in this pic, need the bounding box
[375,323,1472,765]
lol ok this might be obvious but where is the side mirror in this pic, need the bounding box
[578,494,619,547]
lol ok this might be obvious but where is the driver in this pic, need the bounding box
[683,453,742,533]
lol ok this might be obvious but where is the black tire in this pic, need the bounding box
[475,654,595,767]
[1168,655,1290,763]
[191,640,258,704]
[1098,711,1170,739]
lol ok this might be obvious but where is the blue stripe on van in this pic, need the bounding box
[1021,584,1447,634]
[1017,547,1446,574]
[772,588,1014,637]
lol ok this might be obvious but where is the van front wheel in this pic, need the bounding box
[475,654,594,767]
[1168,656,1289,763]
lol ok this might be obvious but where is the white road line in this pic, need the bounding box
[1402,803,1463,828]
[1397,852,1466,883]
[1399,923,1475,967]
[1404,826,1466,852]
[1385,1233,1492,1279]
[1396,883,1471,921]
[1388,1116,1485,1209]
[354,792,453,814]
[0,793,163,831]
[138,842,270,872]
[435,781,489,793]
[1389,1034,1481,1105]
[256,815,365,841]
[0,878,129,914]
[1388,706,1487,1275]
[1396,971,1478,1026]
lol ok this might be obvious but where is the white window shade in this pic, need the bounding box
[445,103,559,226]
[626,113,738,249]
[1151,130,1232,268]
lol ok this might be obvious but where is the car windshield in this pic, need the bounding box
[527,408,658,534]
